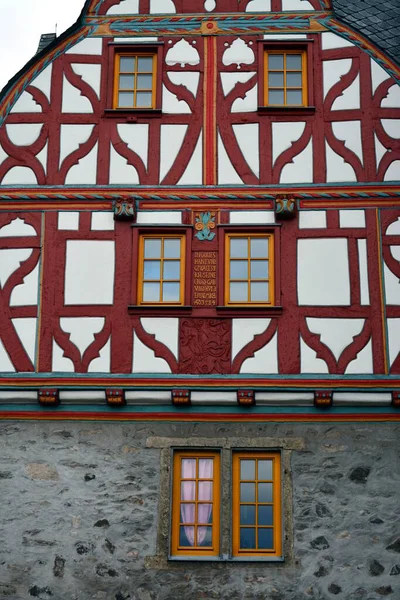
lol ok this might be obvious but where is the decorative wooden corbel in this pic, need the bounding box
[314,390,333,408]
[39,388,59,407]
[113,199,136,221]
[237,390,255,407]
[172,389,191,406]
[275,195,297,220]
[392,391,400,408]
[106,389,126,407]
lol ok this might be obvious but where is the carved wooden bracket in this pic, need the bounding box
[113,199,136,221]
[39,388,59,406]
[314,390,333,408]
[172,389,191,406]
[106,389,126,407]
[237,390,255,407]
[275,195,297,220]
[392,391,400,408]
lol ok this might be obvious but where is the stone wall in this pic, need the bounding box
[0,420,399,600]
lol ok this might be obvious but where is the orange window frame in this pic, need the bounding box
[171,450,221,557]
[113,52,157,109]
[224,233,275,306]
[232,451,282,558]
[137,234,186,306]
[264,49,307,107]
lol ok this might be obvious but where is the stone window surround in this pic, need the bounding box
[145,435,305,569]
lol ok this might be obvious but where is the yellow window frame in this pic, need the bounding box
[264,49,307,107]
[232,451,282,558]
[171,450,221,557]
[224,233,274,306]
[137,234,185,306]
[113,52,157,109]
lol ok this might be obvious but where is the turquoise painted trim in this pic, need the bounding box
[1,372,399,380]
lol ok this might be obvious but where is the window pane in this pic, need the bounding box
[287,90,303,105]
[181,481,195,501]
[251,282,269,302]
[142,282,160,302]
[230,282,248,302]
[119,75,134,90]
[118,92,134,107]
[286,54,302,70]
[250,260,268,280]
[198,481,213,501]
[240,460,255,480]
[120,57,135,72]
[180,504,195,524]
[268,72,284,87]
[240,528,256,549]
[181,458,196,478]
[164,238,181,259]
[143,260,160,280]
[286,72,302,87]
[199,459,213,478]
[230,260,248,280]
[197,526,212,547]
[138,56,153,72]
[268,54,284,69]
[163,261,180,280]
[250,237,269,258]
[137,74,153,90]
[162,282,180,302]
[240,482,255,502]
[258,482,273,503]
[180,526,194,547]
[136,92,153,107]
[198,504,213,524]
[240,505,256,526]
[258,460,273,480]
[258,528,273,550]
[230,238,248,258]
[144,238,161,259]
[258,506,273,526]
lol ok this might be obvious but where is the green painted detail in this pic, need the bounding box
[194,212,216,241]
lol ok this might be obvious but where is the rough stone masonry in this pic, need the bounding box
[0,420,399,600]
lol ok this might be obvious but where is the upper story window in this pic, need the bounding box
[264,49,307,107]
[113,52,157,109]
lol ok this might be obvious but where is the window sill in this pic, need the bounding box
[128,305,192,316]
[258,106,315,116]
[216,306,283,318]
[168,555,284,562]
[104,108,162,120]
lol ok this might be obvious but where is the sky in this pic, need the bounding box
[0,0,86,91]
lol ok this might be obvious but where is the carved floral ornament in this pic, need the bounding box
[275,195,298,220]
[194,211,216,241]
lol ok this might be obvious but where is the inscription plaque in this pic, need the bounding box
[193,251,217,306]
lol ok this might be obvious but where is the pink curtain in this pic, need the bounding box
[181,458,213,546]
[197,459,213,545]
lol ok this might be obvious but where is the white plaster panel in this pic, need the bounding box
[65,143,98,185]
[59,391,105,401]
[109,144,139,184]
[333,392,391,405]
[232,318,271,362]
[381,119,400,139]
[325,140,357,182]
[232,124,259,177]
[62,75,93,113]
[52,339,75,372]
[339,209,365,228]
[331,75,360,111]
[113,37,158,43]
[125,390,171,404]
[117,124,149,168]
[133,332,171,373]
[280,138,313,183]
[306,318,365,362]
[60,317,105,357]
[256,392,314,405]
[321,32,354,50]
[191,392,236,405]
[107,0,139,13]
[160,125,188,181]
[150,0,176,13]
[0,339,15,372]
[58,212,80,230]
[358,239,370,306]
[12,317,37,364]
[165,39,200,67]
[374,133,387,168]
[370,59,390,94]
[36,143,48,174]
[162,85,191,114]
[345,339,373,374]
[263,34,307,39]
[30,64,52,101]
[381,84,400,108]
[60,124,94,166]
[218,133,243,184]
[388,318,400,367]
[323,59,352,99]
[231,82,258,112]
[220,72,256,97]
[10,263,40,307]
[246,0,272,11]
[222,39,255,68]
[387,218,400,235]
[384,263,400,305]
[0,248,33,288]
[91,212,115,231]
[167,72,200,97]
[272,122,305,166]
[240,331,278,374]
[282,0,314,9]
[71,64,102,99]
[140,318,179,360]
[298,238,350,306]
[229,211,275,224]
[66,38,103,55]
[299,210,327,229]
[64,240,115,305]
[384,161,400,181]
[392,246,400,261]
[0,391,38,400]
[0,218,36,237]
[136,211,182,224]
[1,167,38,185]
[87,336,110,373]
[177,132,203,185]
[300,336,329,374]
[10,91,42,114]
[204,0,216,11]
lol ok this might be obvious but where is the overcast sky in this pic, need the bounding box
[0,0,86,91]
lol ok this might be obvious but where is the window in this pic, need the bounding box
[225,233,274,306]
[171,451,220,557]
[137,234,185,305]
[113,52,156,109]
[264,49,307,107]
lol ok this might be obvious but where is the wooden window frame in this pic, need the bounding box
[171,450,221,558]
[264,49,308,107]
[113,52,157,110]
[232,451,282,559]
